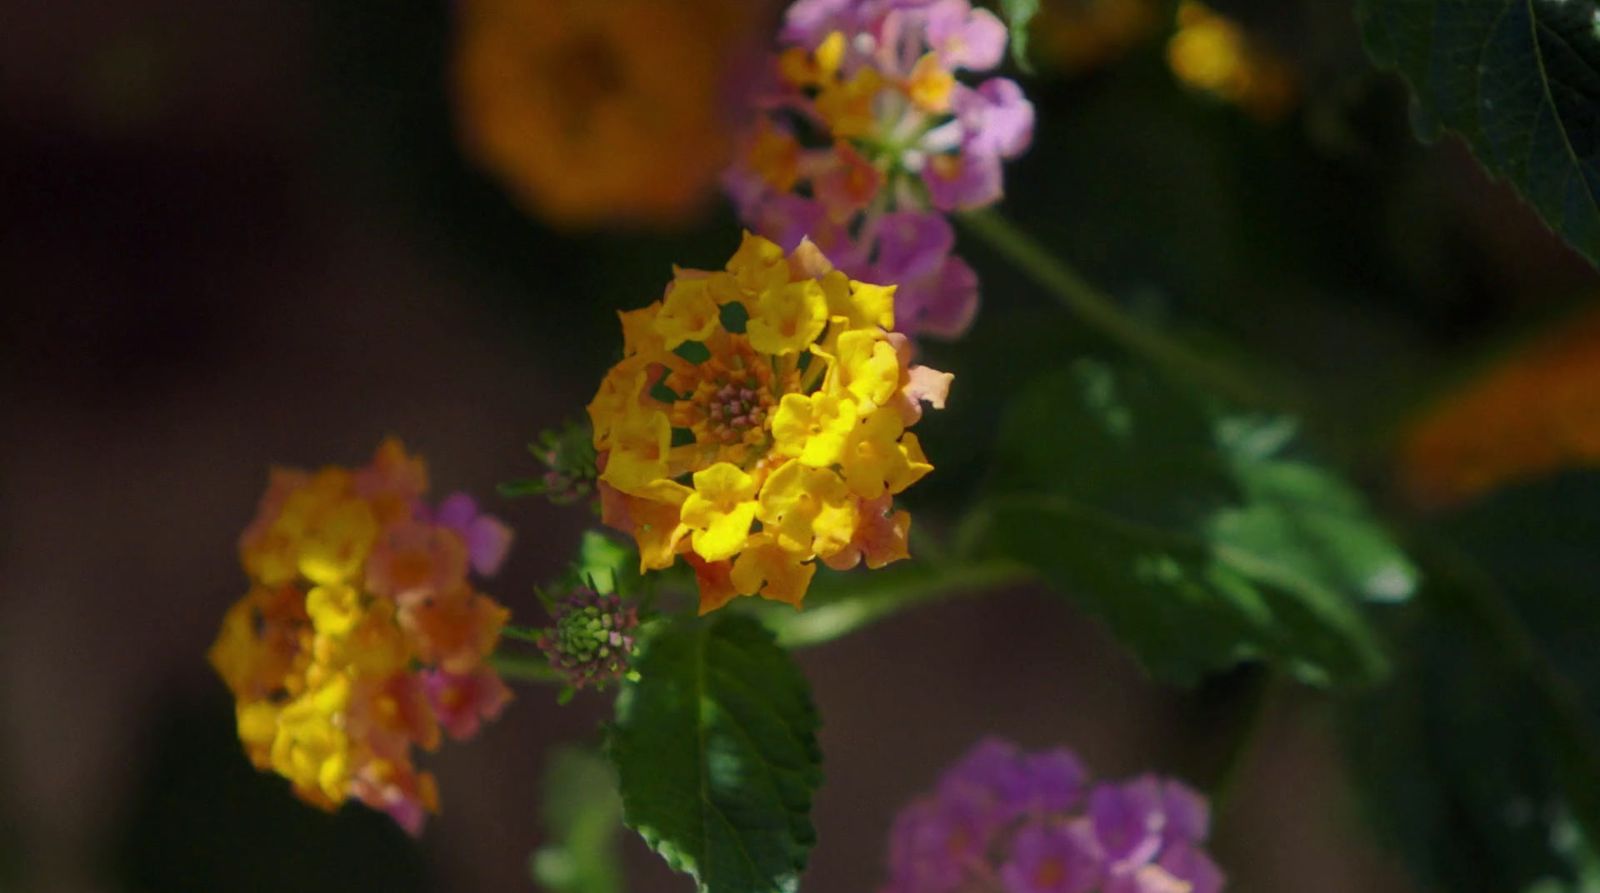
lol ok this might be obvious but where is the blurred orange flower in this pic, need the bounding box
[453,0,763,229]
[1400,305,1600,508]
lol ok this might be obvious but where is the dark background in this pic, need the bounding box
[3,1,1596,891]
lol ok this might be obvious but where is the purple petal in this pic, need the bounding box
[1159,843,1226,893]
[1090,777,1166,870]
[465,515,514,576]
[1160,779,1211,845]
[434,491,478,529]
[998,819,1103,893]
[953,78,1035,159]
[1025,748,1088,814]
[922,150,1003,211]
[1104,864,1197,893]
[925,0,1007,71]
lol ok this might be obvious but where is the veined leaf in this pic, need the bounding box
[979,360,1414,688]
[1357,0,1600,265]
[607,614,822,893]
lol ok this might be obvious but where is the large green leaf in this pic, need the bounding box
[1345,473,1600,892]
[1357,0,1600,265]
[978,360,1414,687]
[607,614,822,893]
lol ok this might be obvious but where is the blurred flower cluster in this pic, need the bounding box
[1166,1,1295,120]
[884,739,1224,893]
[725,0,1036,338]
[1401,304,1600,508]
[208,440,514,834]
[588,233,952,612]
[453,0,765,228]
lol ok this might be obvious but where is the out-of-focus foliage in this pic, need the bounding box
[1357,0,1600,266]
[1400,303,1600,508]
[975,360,1413,687]
[1000,0,1043,68]
[607,614,822,893]
[1033,0,1162,75]
[1345,472,1600,893]
[530,748,625,893]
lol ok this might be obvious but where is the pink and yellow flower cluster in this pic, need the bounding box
[208,440,514,834]
[726,0,1034,338]
[589,233,952,613]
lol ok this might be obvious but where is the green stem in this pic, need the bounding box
[489,650,564,684]
[763,560,1035,649]
[1207,670,1282,820]
[959,208,1281,409]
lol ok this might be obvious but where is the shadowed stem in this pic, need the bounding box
[959,209,1288,409]
[761,559,1035,649]
[489,650,564,684]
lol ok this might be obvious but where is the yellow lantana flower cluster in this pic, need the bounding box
[589,234,953,613]
[208,440,514,834]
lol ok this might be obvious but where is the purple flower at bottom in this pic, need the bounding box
[1159,843,1225,893]
[999,820,1102,893]
[1089,778,1166,871]
[878,740,1225,893]
[885,797,994,893]
[432,492,513,576]
[1160,780,1211,846]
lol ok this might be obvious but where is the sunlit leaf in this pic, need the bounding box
[607,614,822,893]
[978,360,1413,687]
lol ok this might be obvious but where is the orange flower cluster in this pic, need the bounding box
[453,0,764,229]
[208,440,513,833]
[1400,306,1600,508]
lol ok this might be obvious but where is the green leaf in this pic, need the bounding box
[607,614,822,893]
[573,530,638,596]
[1344,473,1600,893]
[999,0,1040,71]
[1356,0,1600,265]
[531,748,625,893]
[978,360,1413,687]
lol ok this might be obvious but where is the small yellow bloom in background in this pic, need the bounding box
[1167,1,1296,121]
[589,234,952,613]
[452,0,764,229]
[211,440,515,834]
[1399,305,1600,509]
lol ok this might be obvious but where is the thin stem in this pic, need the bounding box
[501,624,544,646]
[959,208,1284,409]
[1207,670,1281,821]
[764,560,1035,649]
[489,650,564,684]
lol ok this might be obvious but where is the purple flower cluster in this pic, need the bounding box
[883,739,1224,893]
[725,0,1035,339]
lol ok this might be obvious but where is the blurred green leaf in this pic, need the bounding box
[976,360,1412,687]
[999,0,1040,70]
[530,748,625,893]
[1357,0,1600,266]
[1345,473,1600,892]
[607,614,822,893]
